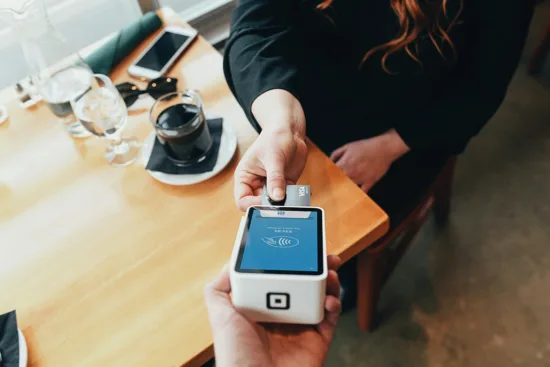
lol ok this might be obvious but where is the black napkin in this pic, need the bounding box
[0,311,19,367]
[146,118,224,174]
[84,12,163,75]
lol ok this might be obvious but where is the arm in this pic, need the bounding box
[226,0,311,207]
[394,0,536,155]
[223,0,306,135]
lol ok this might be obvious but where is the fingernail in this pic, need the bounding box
[273,188,284,200]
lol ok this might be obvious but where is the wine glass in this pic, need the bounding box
[72,74,141,167]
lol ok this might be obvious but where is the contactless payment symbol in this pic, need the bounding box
[261,236,300,248]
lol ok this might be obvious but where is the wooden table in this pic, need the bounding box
[0,8,388,367]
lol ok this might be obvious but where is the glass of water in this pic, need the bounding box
[72,74,141,167]
[40,63,93,138]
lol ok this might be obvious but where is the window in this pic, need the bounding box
[182,0,235,46]
[0,0,234,88]
[0,0,142,88]
[156,0,234,46]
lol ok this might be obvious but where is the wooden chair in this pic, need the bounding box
[528,3,550,74]
[356,156,457,331]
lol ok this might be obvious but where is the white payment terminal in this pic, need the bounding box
[230,206,327,325]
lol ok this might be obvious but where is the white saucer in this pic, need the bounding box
[18,328,27,367]
[141,115,238,186]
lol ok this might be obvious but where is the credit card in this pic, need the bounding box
[261,185,311,207]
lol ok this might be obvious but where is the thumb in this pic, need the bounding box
[330,146,346,162]
[204,265,232,308]
[263,153,287,202]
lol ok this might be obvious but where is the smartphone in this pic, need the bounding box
[235,207,325,275]
[128,26,198,80]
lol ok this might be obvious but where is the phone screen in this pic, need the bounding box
[236,207,324,275]
[135,31,190,71]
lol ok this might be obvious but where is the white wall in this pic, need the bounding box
[0,0,142,88]
[0,0,235,88]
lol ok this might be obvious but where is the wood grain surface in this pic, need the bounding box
[0,8,388,367]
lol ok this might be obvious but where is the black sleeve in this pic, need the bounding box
[393,0,535,155]
[223,0,304,132]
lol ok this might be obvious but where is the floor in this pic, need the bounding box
[326,5,550,367]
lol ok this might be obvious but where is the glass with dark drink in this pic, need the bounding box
[150,90,213,166]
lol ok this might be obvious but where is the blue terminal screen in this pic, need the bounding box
[237,208,322,275]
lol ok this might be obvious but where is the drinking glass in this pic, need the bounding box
[40,63,94,138]
[149,90,213,166]
[72,74,141,167]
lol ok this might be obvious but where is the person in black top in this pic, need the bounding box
[224,0,534,306]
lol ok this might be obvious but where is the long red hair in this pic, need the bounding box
[317,0,463,72]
